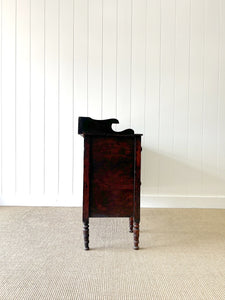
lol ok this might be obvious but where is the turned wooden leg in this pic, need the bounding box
[133,221,139,250]
[83,221,89,250]
[129,217,133,232]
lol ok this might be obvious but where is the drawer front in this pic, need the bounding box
[90,137,134,217]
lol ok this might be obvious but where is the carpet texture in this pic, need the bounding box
[0,207,225,300]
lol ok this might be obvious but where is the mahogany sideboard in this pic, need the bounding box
[78,117,142,250]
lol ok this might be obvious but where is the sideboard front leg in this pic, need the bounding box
[129,216,133,232]
[133,221,139,250]
[83,221,89,250]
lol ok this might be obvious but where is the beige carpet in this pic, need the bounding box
[0,207,224,300]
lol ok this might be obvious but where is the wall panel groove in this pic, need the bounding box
[1,0,16,195]
[29,0,31,194]
[72,0,75,194]
[0,0,2,194]
[57,0,60,194]
[14,0,17,193]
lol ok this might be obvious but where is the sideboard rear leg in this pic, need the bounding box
[133,221,139,250]
[83,220,89,250]
[129,216,133,232]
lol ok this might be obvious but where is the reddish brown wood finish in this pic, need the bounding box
[82,137,91,250]
[133,222,139,250]
[134,136,141,222]
[80,128,142,250]
[133,136,141,249]
[83,221,89,250]
[83,136,91,222]
[129,217,133,233]
[90,137,134,217]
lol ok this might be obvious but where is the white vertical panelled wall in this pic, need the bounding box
[0,0,225,208]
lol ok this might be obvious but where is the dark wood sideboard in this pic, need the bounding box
[78,117,142,250]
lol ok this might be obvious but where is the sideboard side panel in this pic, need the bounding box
[90,136,134,217]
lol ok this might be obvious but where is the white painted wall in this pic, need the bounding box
[0,0,225,208]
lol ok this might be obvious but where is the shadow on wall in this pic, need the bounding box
[141,148,225,196]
